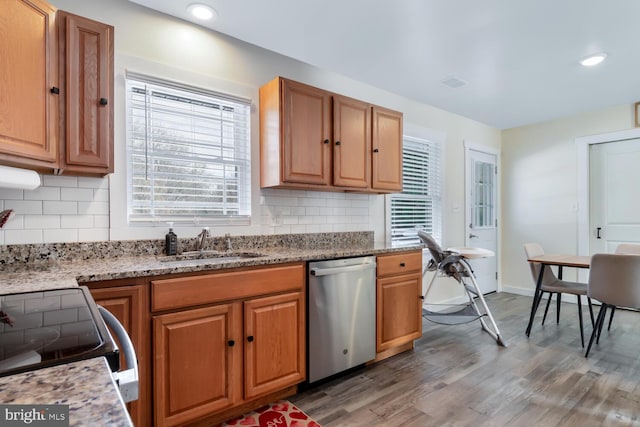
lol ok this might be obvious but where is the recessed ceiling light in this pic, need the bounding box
[580,53,607,67]
[187,3,217,21]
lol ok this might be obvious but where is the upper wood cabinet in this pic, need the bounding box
[0,0,114,176]
[0,0,59,168]
[372,106,403,191]
[58,11,114,174]
[259,76,403,193]
[333,95,371,189]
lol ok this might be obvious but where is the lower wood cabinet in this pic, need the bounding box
[151,263,306,427]
[88,281,150,427]
[376,250,423,353]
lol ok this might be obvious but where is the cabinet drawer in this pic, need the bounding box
[152,263,305,312]
[377,251,422,277]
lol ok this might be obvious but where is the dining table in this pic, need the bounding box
[525,254,591,337]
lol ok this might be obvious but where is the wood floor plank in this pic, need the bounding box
[290,293,640,426]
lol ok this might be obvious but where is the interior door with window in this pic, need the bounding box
[465,147,498,294]
[589,139,640,253]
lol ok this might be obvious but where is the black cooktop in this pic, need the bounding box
[0,287,119,377]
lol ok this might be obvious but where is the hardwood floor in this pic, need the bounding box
[290,293,640,426]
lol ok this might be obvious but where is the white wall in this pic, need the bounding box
[501,104,635,294]
[0,0,500,246]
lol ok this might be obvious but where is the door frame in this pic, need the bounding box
[463,141,500,291]
[576,127,640,257]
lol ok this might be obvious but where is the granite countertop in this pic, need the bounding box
[0,242,421,294]
[0,357,132,427]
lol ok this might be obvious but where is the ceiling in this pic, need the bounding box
[129,0,640,129]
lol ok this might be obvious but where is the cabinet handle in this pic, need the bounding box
[323,139,330,144]
[400,262,406,267]
[247,335,254,343]
[335,141,341,146]
[373,148,379,153]
[100,98,108,106]
[419,295,424,300]
[228,340,235,347]
[50,87,60,94]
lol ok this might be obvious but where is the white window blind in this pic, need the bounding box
[125,74,251,225]
[389,136,442,246]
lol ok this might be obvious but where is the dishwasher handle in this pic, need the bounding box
[98,305,139,403]
[310,262,376,277]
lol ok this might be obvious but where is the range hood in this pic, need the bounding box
[0,165,41,190]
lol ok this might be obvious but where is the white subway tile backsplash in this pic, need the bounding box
[44,229,78,243]
[43,175,78,188]
[60,215,93,229]
[23,187,60,201]
[3,215,24,230]
[94,215,109,228]
[24,215,60,229]
[78,201,109,215]
[5,200,42,215]
[78,176,108,189]
[78,228,109,241]
[43,201,78,215]
[5,230,43,244]
[61,188,94,201]
[93,189,109,202]
[1,174,111,245]
[0,189,24,200]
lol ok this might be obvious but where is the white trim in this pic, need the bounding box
[575,127,640,257]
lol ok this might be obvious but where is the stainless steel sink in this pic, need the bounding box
[159,250,266,263]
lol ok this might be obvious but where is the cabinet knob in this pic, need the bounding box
[100,98,108,106]
[247,335,254,343]
[323,139,330,144]
[228,340,235,347]
[335,141,341,146]
[373,148,379,153]
[400,262,406,267]
[50,87,60,94]
[419,295,424,300]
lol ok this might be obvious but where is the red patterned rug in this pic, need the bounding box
[222,400,321,427]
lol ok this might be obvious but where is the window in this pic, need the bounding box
[125,73,251,225]
[389,136,442,246]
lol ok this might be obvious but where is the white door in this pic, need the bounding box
[465,148,498,294]
[589,139,640,253]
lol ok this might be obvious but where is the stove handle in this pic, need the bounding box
[98,305,139,403]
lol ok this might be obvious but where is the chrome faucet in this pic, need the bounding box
[196,227,210,251]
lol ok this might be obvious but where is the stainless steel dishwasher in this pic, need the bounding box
[308,256,376,383]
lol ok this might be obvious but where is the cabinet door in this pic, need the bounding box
[59,12,113,173]
[376,273,423,352]
[154,304,242,427]
[90,285,149,427]
[281,79,332,185]
[244,291,305,399]
[333,95,371,188]
[372,106,403,192]
[0,0,58,167]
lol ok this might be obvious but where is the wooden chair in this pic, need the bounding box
[585,253,640,357]
[524,243,594,347]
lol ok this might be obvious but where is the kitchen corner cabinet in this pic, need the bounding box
[376,250,423,353]
[57,11,114,175]
[151,264,306,427]
[88,281,151,427]
[259,76,403,193]
[0,0,59,169]
[0,0,114,176]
